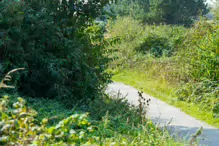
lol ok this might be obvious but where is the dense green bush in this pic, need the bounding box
[110,0,150,22]
[175,20,219,115]
[179,20,219,81]
[0,0,111,104]
[136,35,172,57]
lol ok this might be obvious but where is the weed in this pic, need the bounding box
[189,127,203,146]
[137,91,151,123]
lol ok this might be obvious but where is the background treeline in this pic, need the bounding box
[111,0,209,26]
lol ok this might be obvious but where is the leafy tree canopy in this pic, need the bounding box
[111,0,209,25]
[0,0,113,104]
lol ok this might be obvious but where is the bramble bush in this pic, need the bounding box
[175,20,219,116]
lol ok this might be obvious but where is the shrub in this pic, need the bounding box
[176,80,218,108]
[136,35,172,57]
[179,20,219,81]
[175,20,219,116]
[0,0,111,104]
[106,17,144,42]
[106,17,186,74]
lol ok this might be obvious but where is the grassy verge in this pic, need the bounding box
[112,69,219,128]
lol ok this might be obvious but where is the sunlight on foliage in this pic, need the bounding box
[0,96,95,145]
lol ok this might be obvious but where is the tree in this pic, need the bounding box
[111,0,209,25]
[0,0,113,104]
[158,0,209,25]
[111,0,150,21]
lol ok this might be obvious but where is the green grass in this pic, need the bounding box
[112,69,219,128]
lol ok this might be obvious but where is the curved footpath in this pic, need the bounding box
[106,82,219,146]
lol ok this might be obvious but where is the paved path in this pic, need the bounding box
[106,82,219,146]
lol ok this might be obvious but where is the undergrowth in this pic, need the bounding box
[0,69,187,145]
[0,94,188,145]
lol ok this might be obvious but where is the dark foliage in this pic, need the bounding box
[136,35,173,57]
[0,0,112,105]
